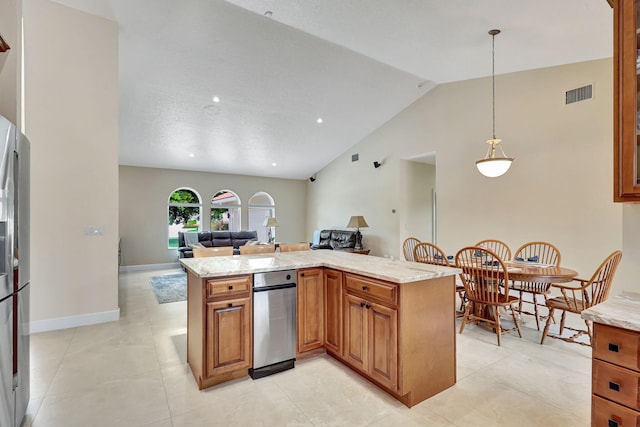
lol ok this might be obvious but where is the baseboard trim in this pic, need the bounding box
[119,262,181,272]
[30,308,121,333]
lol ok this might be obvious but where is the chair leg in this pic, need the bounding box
[541,307,554,345]
[585,319,593,342]
[559,311,567,334]
[510,304,522,338]
[459,303,470,334]
[494,306,502,346]
[533,293,541,331]
[544,294,555,324]
[518,290,523,314]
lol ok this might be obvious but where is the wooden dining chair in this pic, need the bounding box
[456,246,522,346]
[511,241,562,330]
[239,244,276,255]
[192,246,233,257]
[540,250,622,346]
[279,242,310,252]
[475,239,511,262]
[403,237,420,261]
[414,242,466,317]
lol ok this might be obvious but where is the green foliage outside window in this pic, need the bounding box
[169,189,200,226]
[211,208,229,230]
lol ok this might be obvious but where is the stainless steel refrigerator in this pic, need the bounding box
[0,114,30,427]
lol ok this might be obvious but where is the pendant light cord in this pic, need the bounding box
[491,31,496,140]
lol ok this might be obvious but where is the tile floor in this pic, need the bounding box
[23,267,593,426]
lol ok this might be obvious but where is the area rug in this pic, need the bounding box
[150,273,187,304]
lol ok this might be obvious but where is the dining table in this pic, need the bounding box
[458,259,579,326]
[502,260,579,284]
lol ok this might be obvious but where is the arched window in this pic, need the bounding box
[248,192,275,242]
[211,190,241,231]
[168,188,202,248]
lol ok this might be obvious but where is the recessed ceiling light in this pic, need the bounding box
[189,153,195,158]
[316,117,323,124]
[212,96,220,103]
[264,10,273,17]
[272,162,277,167]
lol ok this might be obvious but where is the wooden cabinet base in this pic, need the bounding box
[195,367,249,390]
[327,351,454,408]
[296,346,326,361]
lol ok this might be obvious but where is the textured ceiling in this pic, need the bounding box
[52,0,612,179]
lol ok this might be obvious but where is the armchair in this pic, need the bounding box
[540,250,622,346]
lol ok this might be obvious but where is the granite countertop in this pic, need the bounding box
[581,291,640,332]
[179,249,461,284]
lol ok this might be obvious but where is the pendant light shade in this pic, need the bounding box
[476,29,513,178]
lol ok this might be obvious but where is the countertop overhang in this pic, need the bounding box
[179,249,461,284]
[582,291,640,332]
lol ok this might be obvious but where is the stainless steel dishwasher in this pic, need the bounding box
[249,269,297,379]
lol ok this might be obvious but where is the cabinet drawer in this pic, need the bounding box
[594,360,640,410]
[345,274,397,306]
[206,276,251,300]
[593,394,640,427]
[594,324,640,371]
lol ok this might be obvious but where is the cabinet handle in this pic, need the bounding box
[608,418,619,427]
[227,303,233,308]
[362,285,368,291]
[365,304,371,309]
[301,273,305,277]
[608,343,620,352]
[360,301,365,307]
[609,381,621,392]
[228,285,233,290]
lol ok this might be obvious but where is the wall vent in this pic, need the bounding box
[352,153,359,162]
[565,84,592,104]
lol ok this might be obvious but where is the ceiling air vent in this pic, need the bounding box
[565,84,592,105]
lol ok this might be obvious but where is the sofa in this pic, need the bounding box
[178,230,258,258]
[310,229,357,250]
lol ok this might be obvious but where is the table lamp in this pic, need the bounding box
[346,215,369,250]
[263,217,279,243]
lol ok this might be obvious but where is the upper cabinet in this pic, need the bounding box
[613,0,640,201]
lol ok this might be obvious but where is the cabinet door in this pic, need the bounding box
[297,268,324,354]
[614,0,640,201]
[206,296,251,378]
[324,269,343,355]
[368,302,398,390]
[343,293,368,371]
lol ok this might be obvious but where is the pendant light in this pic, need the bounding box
[476,29,513,178]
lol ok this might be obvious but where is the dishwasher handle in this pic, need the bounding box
[253,283,297,293]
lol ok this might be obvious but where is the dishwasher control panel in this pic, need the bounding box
[253,269,297,289]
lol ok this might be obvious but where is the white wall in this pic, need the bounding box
[0,0,19,124]
[23,0,119,329]
[308,59,631,294]
[119,166,307,266]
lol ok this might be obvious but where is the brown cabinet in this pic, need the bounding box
[343,292,398,390]
[205,296,251,378]
[591,323,640,425]
[187,272,252,389]
[613,0,640,201]
[341,272,454,407]
[323,268,343,356]
[297,268,324,356]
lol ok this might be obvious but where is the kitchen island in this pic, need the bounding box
[180,250,460,408]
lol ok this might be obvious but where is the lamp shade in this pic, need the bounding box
[263,217,279,227]
[346,216,369,228]
[476,157,513,178]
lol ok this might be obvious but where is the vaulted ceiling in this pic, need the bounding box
[52,0,612,179]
